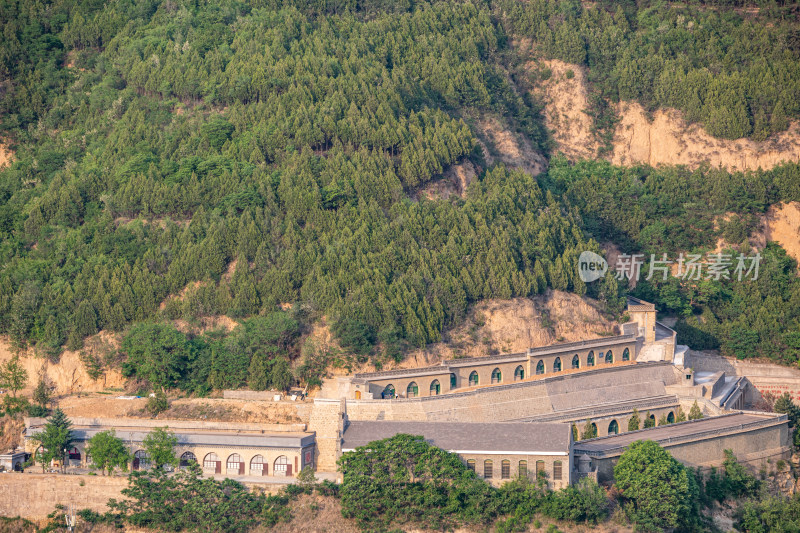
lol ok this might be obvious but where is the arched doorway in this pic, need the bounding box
[622,347,630,361]
[572,355,580,369]
[536,360,545,375]
[133,450,150,471]
[491,368,502,384]
[274,455,292,477]
[514,365,524,380]
[354,390,361,399]
[250,455,267,476]
[608,420,619,435]
[382,384,395,399]
[179,451,197,468]
[605,350,614,363]
[469,371,479,386]
[587,351,595,366]
[227,453,244,475]
[667,411,675,424]
[429,380,441,396]
[406,382,418,397]
[553,357,562,372]
[450,373,457,389]
[68,447,81,466]
[203,452,221,474]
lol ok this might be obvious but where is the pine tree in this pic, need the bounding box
[35,408,73,473]
[581,419,598,440]
[644,411,655,428]
[688,401,703,421]
[675,406,687,423]
[572,423,579,441]
[773,392,798,426]
[628,408,640,431]
[0,356,28,399]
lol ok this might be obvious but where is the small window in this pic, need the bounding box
[514,365,524,381]
[491,368,502,384]
[587,351,595,366]
[572,354,580,369]
[622,347,630,361]
[606,350,614,364]
[553,357,562,372]
[407,382,419,397]
[536,360,545,375]
[450,373,457,388]
[553,461,562,480]
[484,460,493,478]
[430,380,441,396]
[501,460,510,479]
[469,371,479,386]
[518,460,528,478]
[382,384,395,399]
[467,459,476,472]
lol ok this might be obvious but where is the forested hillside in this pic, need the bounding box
[1,0,800,388]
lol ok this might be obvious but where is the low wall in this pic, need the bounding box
[26,416,308,433]
[0,473,128,520]
[686,351,800,402]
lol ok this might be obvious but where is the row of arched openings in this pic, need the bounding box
[602,410,676,436]
[380,347,631,398]
[466,459,563,480]
[131,451,292,475]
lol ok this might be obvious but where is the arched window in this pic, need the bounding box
[467,459,476,472]
[608,420,619,435]
[667,411,675,424]
[553,461,562,480]
[382,384,395,399]
[587,351,595,366]
[622,347,630,361]
[227,453,244,475]
[407,382,418,397]
[469,371,479,386]
[133,450,150,471]
[606,350,614,364]
[553,357,562,372]
[430,380,440,396]
[536,360,545,375]
[274,455,291,476]
[203,453,220,473]
[572,355,580,369]
[491,368,502,384]
[180,451,197,468]
[484,459,493,478]
[535,460,545,476]
[501,460,511,479]
[518,460,528,478]
[450,373,457,389]
[514,366,524,380]
[650,414,656,426]
[250,455,266,476]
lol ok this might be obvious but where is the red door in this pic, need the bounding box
[215,461,221,474]
[286,465,292,477]
[239,463,244,475]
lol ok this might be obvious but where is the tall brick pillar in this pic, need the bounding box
[308,398,345,473]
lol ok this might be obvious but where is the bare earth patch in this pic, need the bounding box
[612,102,800,171]
[476,115,547,176]
[371,290,617,371]
[537,59,599,161]
[532,58,800,171]
[417,160,478,200]
[0,333,125,397]
[0,142,14,169]
[759,201,800,269]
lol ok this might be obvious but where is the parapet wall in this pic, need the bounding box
[686,351,800,403]
[345,362,678,424]
[25,416,308,433]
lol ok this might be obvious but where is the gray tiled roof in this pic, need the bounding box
[341,421,570,454]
